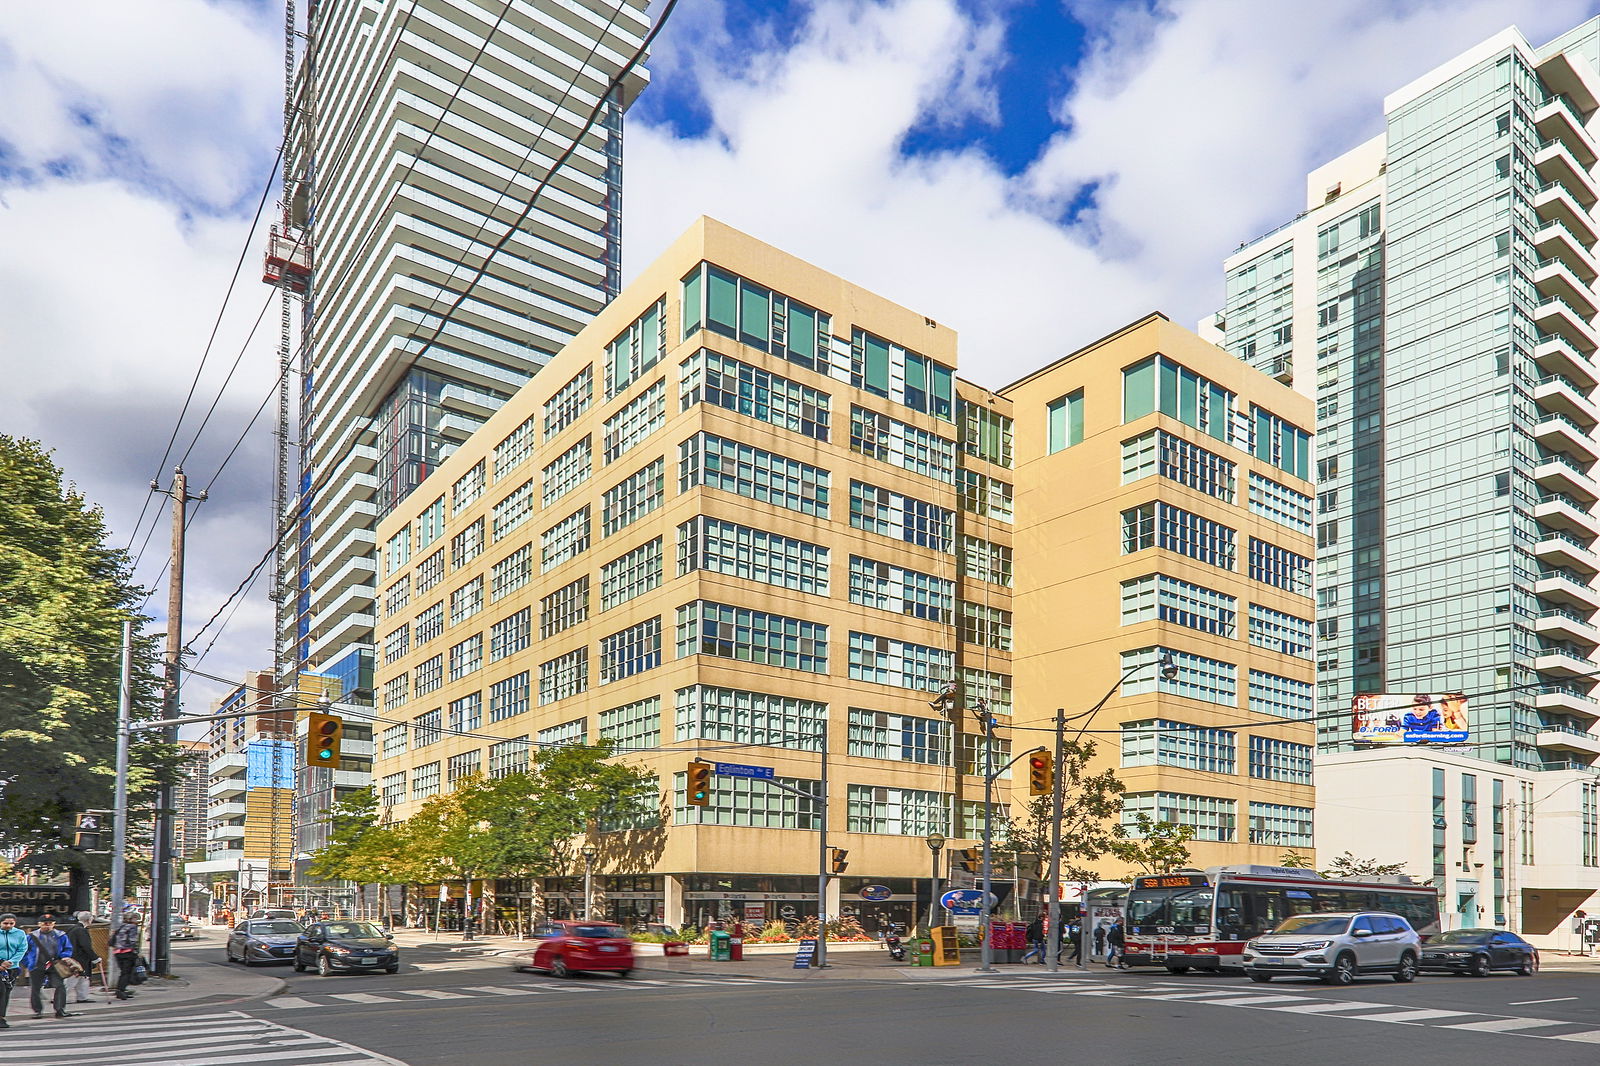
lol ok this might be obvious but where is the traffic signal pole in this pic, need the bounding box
[109,618,133,934]
[815,716,829,969]
[1045,706,1066,974]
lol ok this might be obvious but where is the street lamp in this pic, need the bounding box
[580,844,599,921]
[924,832,946,932]
[1044,651,1176,972]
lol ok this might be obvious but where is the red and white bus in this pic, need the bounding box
[1123,865,1441,973]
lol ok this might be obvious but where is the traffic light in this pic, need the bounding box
[830,848,849,874]
[958,847,981,873]
[686,762,712,806]
[72,812,103,851]
[306,710,345,769]
[1028,750,1054,796]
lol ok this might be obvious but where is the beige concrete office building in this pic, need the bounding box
[370,219,1316,927]
[1002,316,1318,872]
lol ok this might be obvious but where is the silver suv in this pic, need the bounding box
[1241,911,1420,985]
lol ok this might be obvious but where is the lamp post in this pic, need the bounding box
[1045,652,1177,973]
[924,832,946,932]
[580,844,598,921]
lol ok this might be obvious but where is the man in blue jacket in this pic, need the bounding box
[24,912,75,1019]
[0,913,30,1028]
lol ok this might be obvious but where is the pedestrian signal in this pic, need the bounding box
[686,762,712,806]
[958,847,981,873]
[73,812,103,851]
[306,710,344,769]
[1028,751,1054,796]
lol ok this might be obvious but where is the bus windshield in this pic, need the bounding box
[1127,887,1213,932]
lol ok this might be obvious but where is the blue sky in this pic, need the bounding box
[2,0,1597,706]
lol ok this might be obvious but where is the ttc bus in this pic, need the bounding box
[1123,865,1441,973]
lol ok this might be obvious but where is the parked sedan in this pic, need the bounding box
[1420,928,1539,976]
[512,921,635,978]
[226,919,305,965]
[295,920,400,976]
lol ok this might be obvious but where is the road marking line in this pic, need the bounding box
[1346,1009,1481,1024]
[463,985,544,995]
[325,992,403,1004]
[1445,1018,1575,1032]
[0,1024,269,1049]
[1263,1001,1395,1014]
[1185,995,1313,1006]
[390,989,471,999]
[267,997,321,1009]
[1510,997,1579,1005]
[1551,1030,1600,1043]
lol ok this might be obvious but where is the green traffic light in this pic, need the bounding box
[318,748,333,760]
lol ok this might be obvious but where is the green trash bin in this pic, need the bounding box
[913,938,934,967]
[709,930,732,961]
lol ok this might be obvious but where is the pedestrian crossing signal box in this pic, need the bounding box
[306,711,344,769]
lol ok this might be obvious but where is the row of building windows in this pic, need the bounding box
[1122,792,1313,847]
[1120,720,1313,783]
[1119,645,1312,719]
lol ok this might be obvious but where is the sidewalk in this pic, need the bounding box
[1,957,284,1028]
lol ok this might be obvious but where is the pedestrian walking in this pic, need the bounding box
[0,914,30,1029]
[1067,919,1084,966]
[1021,916,1045,963]
[1093,921,1107,958]
[25,913,77,1019]
[1105,917,1126,969]
[110,912,142,1001]
[62,913,101,1003]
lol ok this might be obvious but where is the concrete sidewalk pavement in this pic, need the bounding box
[1,956,284,1029]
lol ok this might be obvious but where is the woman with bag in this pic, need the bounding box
[0,913,30,1028]
[111,912,142,1001]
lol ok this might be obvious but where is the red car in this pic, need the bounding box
[513,921,636,978]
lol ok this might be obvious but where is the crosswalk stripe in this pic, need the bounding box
[1198,995,1319,1007]
[324,992,402,1004]
[1270,1001,1397,1014]
[462,985,544,996]
[2,1012,401,1066]
[391,989,470,999]
[1,1023,270,1049]
[1549,1030,1600,1043]
[1445,1018,1573,1032]
[269,997,322,1009]
[1352,1009,1481,1024]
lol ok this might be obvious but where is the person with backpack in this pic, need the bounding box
[110,912,142,1001]
[1105,917,1127,969]
[62,913,100,1003]
[0,914,30,1028]
[24,912,76,1018]
[1021,915,1045,963]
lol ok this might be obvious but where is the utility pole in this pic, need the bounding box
[109,618,134,933]
[977,700,998,973]
[150,467,205,976]
[1045,706,1066,973]
[814,716,830,969]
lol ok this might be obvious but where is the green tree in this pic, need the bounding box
[1004,738,1127,883]
[1278,850,1315,869]
[1110,814,1197,878]
[0,437,174,893]
[1320,851,1408,880]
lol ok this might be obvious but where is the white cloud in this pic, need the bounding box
[626,0,1596,389]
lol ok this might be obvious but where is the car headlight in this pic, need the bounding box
[1300,940,1332,951]
[325,945,351,955]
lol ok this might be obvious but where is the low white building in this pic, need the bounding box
[1317,747,1600,951]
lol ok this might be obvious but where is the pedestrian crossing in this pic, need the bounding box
[266,975,787,1011]
[950,973,1600,1044]
[0,1010,403,1065]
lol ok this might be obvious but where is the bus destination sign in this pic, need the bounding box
[1134,874,1210,890]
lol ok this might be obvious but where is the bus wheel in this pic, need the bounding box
[1165,966,1190,975]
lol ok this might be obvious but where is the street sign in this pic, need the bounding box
[859,885,892,901]
[714,761,775,779]
[941,889,986,915]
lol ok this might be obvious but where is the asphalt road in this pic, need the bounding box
[104,938,1600,1066]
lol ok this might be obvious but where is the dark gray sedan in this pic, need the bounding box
[225,918,306,965]
[1419,928,1539,976]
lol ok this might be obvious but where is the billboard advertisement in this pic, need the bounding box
[1350,693,1469,744]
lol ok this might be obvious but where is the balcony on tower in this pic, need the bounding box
[1534,136,1600,206]
[1534,641,1600,677]
[1531,453,1600,502]
[1535,608,1600,646]
[1534,567,1600,612]
[1533,257,1599,316]
[1533,492,1600,540]
[1534,332,1600,390]
[1534,296,1600,353]
[1532,374,1600,427]
[1533,529,1600,574]
[1534,722,1600,759]
[1535,94,1599,168]
[1536,683,1600,724]
[1534,411,1600,464]
[263,225,311,293]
